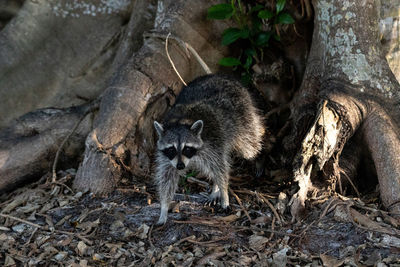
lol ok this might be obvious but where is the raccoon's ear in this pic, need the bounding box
[154,121,164,138]
[190,120,203,136]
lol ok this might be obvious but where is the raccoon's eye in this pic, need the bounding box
[162,147,177,160]
[182,146,197,158]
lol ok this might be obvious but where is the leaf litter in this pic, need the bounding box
[0,168,399,266]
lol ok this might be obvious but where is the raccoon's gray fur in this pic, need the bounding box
[153,74,265,225]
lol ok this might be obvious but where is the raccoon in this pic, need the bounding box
[153,74,265,225]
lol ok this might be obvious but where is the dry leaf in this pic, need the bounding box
[252,215,272,225]
[272,247,289,267]
[320,253,345,267]
[249,234,269,251]
[380,234,400,248]
[136,223,150,239]
[363,250,381,266]
[172,202,180,213]
[218,214,239,223]
[77,241,88,256]
[333,205,351,222]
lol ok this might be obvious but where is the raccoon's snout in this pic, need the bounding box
[176,162,185,170]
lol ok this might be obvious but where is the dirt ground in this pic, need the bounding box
[0,168,400,266]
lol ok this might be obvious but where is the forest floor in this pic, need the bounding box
[0,168,400,266]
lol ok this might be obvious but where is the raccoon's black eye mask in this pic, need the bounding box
[162,147,177,160]
[182,146,197,158]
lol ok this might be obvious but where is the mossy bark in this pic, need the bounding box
[289,0,400,219]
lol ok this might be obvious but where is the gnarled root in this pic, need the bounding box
[290,100,347,220]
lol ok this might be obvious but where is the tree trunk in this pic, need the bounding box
[0,102,96,194]
[72,0,228,194]
[288,0,400,219]
[0,0,399,221]
[0,0,134,128]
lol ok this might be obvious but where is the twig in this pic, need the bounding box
[54,229,93,245]
[144,32,212,75]
[269,216,275,240]
[187,176,210,189]
[345,203,400,237]
[235,225,299,237]
[173,235,196,246]
[173,219,221,226]
[319,197,337,219]
[52,105,97,183]
[24,227,39,246]
[339,169,361,198]
[165,33,187,86]
[51,181,74,194]
[197,252,226,265]
[264,102,291,121]
[229,188,252,222]
[148,224,155,248]
[0,213,93,244]
[255,191,283,224]
[0,213,43,229]
[186,236,229,245]
[233,189,277,200]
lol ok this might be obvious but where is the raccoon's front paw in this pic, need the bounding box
[155,216,167,226]
[204,192,221,207]
[156,208,168,226]
[199,191,219,206]
[216,205,232,215]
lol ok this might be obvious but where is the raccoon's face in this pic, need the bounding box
[154,120,203,170]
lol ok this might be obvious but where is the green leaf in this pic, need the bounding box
[250,4,264,14]
[276,0,286,14]
[244,48,256,57]
[273,33,281,41]
[222,28,242,45]
[243,55,253,70]
[185,171,197,178]
[258,9,274,19]
[207,4,234,20]
[255,32,272,46]
[277,12,295,24]
[221,27,249,45]
[218,57,241,67]
[241,72,252,86]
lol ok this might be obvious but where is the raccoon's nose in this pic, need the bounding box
[176,162,185,170]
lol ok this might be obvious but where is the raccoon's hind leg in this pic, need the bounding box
[155,163,180,225]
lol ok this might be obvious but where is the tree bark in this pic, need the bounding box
[0,102,96,194]
[72,0,228,194]
[0,0,134,128]
[288,0,400,219]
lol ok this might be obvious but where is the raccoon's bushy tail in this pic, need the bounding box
[234,106,265,160]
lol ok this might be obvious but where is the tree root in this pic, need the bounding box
[290,100,344,221]
[0,103,94,194]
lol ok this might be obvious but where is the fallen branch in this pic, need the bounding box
[229,188,252,222]
[144,32,212,75]
[52,101,99,182]
[0,213,43,229]
[256,191,283,224]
